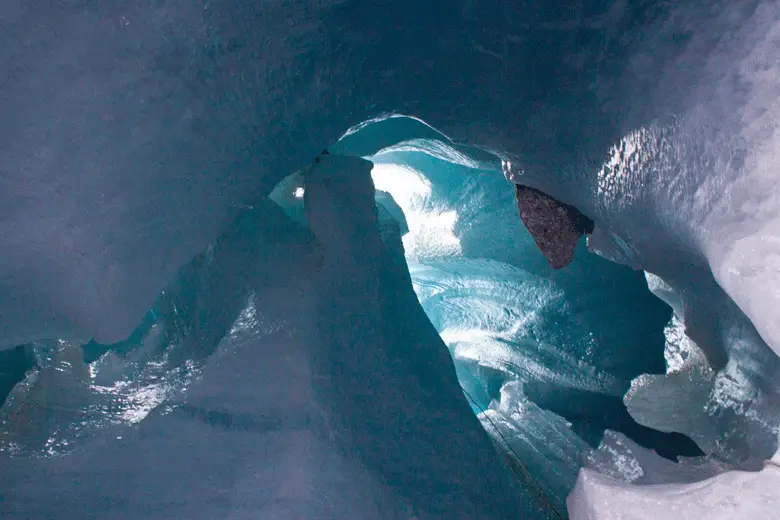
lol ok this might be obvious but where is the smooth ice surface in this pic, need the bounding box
[568,458,780,520]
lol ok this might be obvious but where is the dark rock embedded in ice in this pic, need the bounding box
[515,185,595,269]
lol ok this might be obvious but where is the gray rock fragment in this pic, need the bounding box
[515,185,595,269]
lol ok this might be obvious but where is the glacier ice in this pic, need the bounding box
[1,154,546,519]
[0,140,681,518]
[357,139,709,514]
[303,153,539,518]
[2,0,780,519]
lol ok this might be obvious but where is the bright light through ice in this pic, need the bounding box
[294,187,305,198]
[371,163,461,259]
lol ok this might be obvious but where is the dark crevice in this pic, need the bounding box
[0,345,37,408]
[524,382,705,461]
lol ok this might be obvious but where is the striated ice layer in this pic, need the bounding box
[338,105,780,515]
[480,381,592,517]
[410,259,625,398]
[359,137,685,513]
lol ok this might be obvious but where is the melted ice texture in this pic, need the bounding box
[2,1,780,519]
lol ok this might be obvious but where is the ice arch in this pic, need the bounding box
[2,0,780,519]
[4,114,777,519]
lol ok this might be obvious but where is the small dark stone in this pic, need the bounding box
[515,185,595,269]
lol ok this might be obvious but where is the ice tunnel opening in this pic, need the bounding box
[364,153,707,473]
[5,109,779,518]
[0,124,707,512]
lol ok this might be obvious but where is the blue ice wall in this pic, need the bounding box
[352,132,686,513]
[0,117,684,519]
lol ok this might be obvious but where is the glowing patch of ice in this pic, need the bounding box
[371,163,462,259]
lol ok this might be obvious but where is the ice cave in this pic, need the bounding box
[1,1,780,519]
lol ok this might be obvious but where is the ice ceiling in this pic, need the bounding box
[2,1,780,519]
